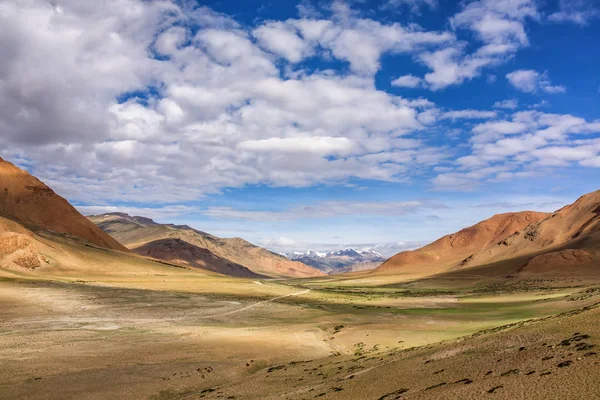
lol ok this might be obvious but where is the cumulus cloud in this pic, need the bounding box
[410,0,540,90]
[434,111,600,190]
[493,99,518,109]
[506,69,566,94]
[238,137,357,156]
[391,75,422,88]
[252,22,312,63]
[0,0,457,203]
[0,0,596,207]
[419,46,495,90]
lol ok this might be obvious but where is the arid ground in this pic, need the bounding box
[2,254,600,399]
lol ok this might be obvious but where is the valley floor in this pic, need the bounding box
[1,271,600,399]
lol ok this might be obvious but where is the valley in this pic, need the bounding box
[2,266,599,399]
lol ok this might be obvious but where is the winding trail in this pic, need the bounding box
[200,289,311,319]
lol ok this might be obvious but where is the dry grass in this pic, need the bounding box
[1,227,600,399]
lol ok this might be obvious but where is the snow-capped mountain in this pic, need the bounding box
[292,249,327,259]
[282,248,386,273]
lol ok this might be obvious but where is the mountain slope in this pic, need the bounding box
[134,238,265,278]
[0,215,50,270]
[461,190,600,276]
[0,157,127,251]
[89,213,325,278]
[376,211,550,275]
[332,260,383,274]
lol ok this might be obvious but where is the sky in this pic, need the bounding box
[1,0,599,256]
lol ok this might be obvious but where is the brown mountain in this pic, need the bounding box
[0,157,127,251]
[376,211,550,275]
[88,213,326,278]
[134,238,265,279]
[461,190,600,276]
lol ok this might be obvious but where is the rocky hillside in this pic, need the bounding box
[0,157,127,251]
[377,211,550,275]
[89,213,325,278]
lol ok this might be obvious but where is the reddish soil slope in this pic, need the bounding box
[377,211,550,275]
[0,157,127,251]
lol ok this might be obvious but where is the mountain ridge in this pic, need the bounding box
[283,247,386,273]
[376,210,551,275]
[89,213,325,278]
[0,158,127,252]
[377,194,600,278]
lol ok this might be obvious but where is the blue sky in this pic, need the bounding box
[0,0,599,255]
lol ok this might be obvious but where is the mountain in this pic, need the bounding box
[459,190,600,276]
[0,158,255,279]
[283,248,385,274]
[332,260,383,274]
[284,249,327,259]
[133,238,264,278]
[376,211,550,276]
[0,157,127,251]
[377,191,600,278]
[88,213,325,278]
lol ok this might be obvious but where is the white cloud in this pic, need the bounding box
[451,0,539,39]
[434,111,600,189]
[382,0,438,14]
[252,22,312,63]
[548,0,600,26]
[506,69,566,94]
[391,75,422,88]
[261,236,299,248]
[433,164,514,190]
[440,109,497,120]
[238,137,357,155]
[410,0,540,90]
[0,0,460,203]
[250,9,455,76]
[0,0,174,147]
[471,120,529,143]
[419,47,493,90]
[506,69,538,92]
[313,18,454,75]
[581,156,600,167]
[0,0,596,209]
[493,99,518,109]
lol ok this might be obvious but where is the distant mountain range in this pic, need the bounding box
[281,248,386,274]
